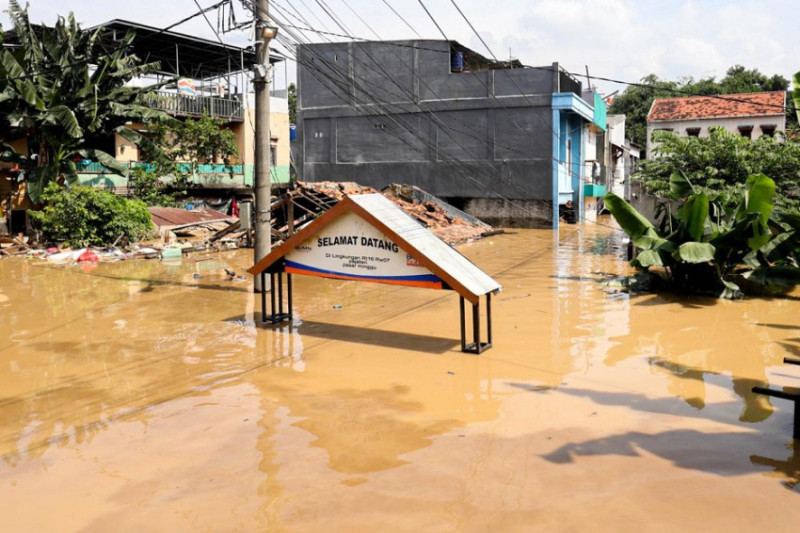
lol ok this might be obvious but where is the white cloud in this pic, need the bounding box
[2,0,799,94]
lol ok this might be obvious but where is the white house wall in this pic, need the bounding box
[647,114,785,158]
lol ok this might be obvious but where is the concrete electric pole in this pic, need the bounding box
[253,0,276,292]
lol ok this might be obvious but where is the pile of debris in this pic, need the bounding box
[0,235,31,257]
[0,181,498,264]
[149,206,247,250]
[281,181,496,245]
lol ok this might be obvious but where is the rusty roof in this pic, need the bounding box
[148,206,233,228]
[647,91,785,122]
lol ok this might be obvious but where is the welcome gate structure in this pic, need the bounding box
[247,193,501,353]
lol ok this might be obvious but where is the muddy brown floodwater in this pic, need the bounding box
[1,222,800,532]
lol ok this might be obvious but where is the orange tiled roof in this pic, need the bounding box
[647,91,785,121]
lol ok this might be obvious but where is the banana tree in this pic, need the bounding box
[794,70,800,125]
[0,1,171,203]
[605,172,800,298]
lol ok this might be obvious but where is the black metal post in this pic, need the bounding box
[287,273,293,319]
[486,293,492,346]
[459,296,466,352]
[752,386,800,440]
[784,357,800,366]
[472,302,480,354]
[796,402,800,440]
[270,273,277,323]
[260,272,267,323]
[278,272,284,316]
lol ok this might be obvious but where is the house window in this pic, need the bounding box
[270,145,277,167]
[686,127,701,137]
[738,125,753,139]
[761,125,776,137]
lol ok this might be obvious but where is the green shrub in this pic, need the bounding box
[128,166,179,207]
[29,183,155,247]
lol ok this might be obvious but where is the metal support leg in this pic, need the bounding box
[270,273,277,323]
[260,270,292,326]
[472,302,481,354]
[459,296,466,352]
[287,274,293,320]
[752,386,800,440]
[260,272,267,323]
[278,272,284,316]
[796,403,800,440]
[486,293,493,346]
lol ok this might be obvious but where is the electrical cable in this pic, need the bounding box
[381,0,422,39]
[270,4,558,222]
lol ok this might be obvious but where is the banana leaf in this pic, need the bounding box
[744,173,775,224]
[749,266,800,287]
[676,191,708,242]
[604,192,656,240]
[634,249,664,267]
[674,242,715,263]
[669,170,696,198]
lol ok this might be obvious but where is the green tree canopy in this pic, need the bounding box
[636,127,800,212]
[0,1,169,202]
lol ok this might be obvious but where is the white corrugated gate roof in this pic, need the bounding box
[348,194,501,299]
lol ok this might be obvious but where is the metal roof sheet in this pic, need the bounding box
[349,194,501,299]
[148,206,233,228]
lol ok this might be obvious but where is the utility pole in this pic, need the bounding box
[253,0,276,292]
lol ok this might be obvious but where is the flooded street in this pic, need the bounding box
[1,220,799,531]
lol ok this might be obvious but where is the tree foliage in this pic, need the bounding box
[29,182,154,247]
[0,1,169,202]
[636,127,800,212]
[288,82,297,124]
[605,172,800,298]
[608,66,792,148]
[144,115,239,176]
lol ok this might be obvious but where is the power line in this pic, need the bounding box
[339,0,382,40]
[382,0,422,39]
[273,2,559,222]
[0,0,235,83]
[416,0,448,42]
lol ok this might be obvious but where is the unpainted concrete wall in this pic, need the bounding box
[295,41,563,225]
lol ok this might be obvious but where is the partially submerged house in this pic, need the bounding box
[83,20,291,193]
[646,91,786,158]
[293,40,605,228]
[0,19,291,235]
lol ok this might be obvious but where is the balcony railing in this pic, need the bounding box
[142,91,245,121]
[78,161,244,175]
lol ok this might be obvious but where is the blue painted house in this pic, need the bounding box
[295,40,604,227]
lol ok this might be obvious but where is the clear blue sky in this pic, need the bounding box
[3,0,798,94]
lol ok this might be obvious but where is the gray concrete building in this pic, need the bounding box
[294,40,604,227]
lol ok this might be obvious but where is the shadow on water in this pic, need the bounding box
[631,292,721,309]
[225,314,459,355]
[756,323,800,331]
[649,358,774,423]
[88,272,251,293]
[541,387,800,491]
[543,429,800,490]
